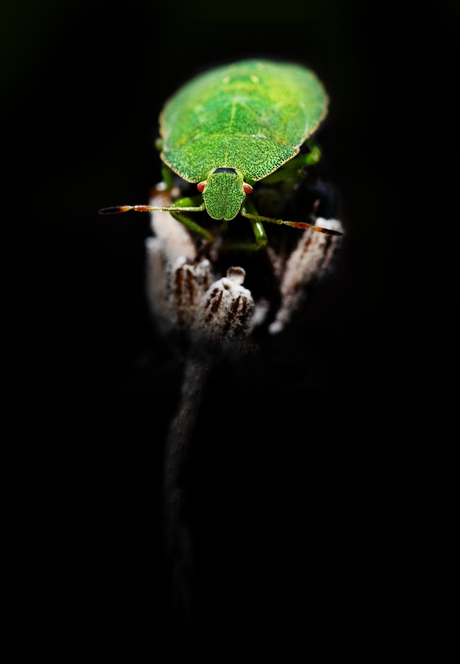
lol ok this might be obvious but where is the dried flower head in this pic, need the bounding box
[145,187,343,353]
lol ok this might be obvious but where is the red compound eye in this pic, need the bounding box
[197,181,206,192]
[243,183,253,195]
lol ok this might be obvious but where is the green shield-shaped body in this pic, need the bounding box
[160,60,329,184]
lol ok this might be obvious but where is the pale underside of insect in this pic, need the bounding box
[99,60,342,247]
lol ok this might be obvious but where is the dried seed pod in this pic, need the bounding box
[149,189,197,262]
[269,218,343,334]
[145,244,214,335]
[194,267,254,344]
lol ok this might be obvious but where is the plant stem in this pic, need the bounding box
[162,353,211,629]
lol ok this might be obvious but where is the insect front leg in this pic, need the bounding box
[169,196,215,242]
[227,198,268,250]
[161,164,175,190]
[245,198,268,248]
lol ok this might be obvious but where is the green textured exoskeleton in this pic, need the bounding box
[100,60,341,245]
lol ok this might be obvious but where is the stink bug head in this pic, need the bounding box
[201,168,248,221]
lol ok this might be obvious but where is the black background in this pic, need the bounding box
[5,0,458,652]
[5,0,458,394]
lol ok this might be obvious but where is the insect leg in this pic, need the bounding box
[302,138,322,165]
[161,164,174,190]
[244,198,268,249]
[173,195,204,207]
[281,138,321,168]
[259,138,322,185]
[168,196,214,242]
[259,166,305,185]
[168,210,214,242]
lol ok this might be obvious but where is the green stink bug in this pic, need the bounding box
[100,60,341,245]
